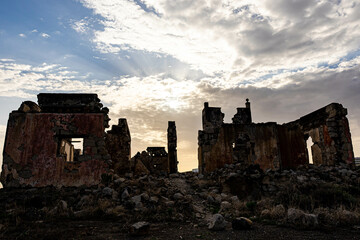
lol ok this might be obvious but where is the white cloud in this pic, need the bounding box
[71,18,89,33]
[79,0,360,86]
[40,33,50,38]
[31,29,38,33]
[19,33,26,38]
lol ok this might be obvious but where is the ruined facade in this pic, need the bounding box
[1,93,179,187]
[198,100,354,174]
[1,94,112,187]
[131,121,178,175]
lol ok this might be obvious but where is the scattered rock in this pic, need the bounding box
[173,193,184,200]
[131,195,143,208]
[48,200,71,218]
[287,208,318,228]
[102,187,113,197]
[230,196,240,204]
[169,173,180,178]
[121,189,130,200]
[129,221,150,236]
[140,192,150,201]
[114,177,126,184]
[220,201,231,211]
[150,196,159,203]
[208,214,227,231]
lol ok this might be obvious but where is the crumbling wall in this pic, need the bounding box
[132,147,169,175]
[277,125,308,169]
[167,121,178,173]
[1,93,111,187]
[131,121,178,176]
[199,122,282,173]
[286,103,354,165]
[105,118,131,175]
[198,101,354,174]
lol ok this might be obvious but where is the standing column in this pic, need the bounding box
[167,121,178,173]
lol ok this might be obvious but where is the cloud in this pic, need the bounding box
[19,33,26,38]
[71,18,89,34]
[78,0,360,85]
[40,33,50,38]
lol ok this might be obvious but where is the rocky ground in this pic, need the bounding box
[1,163,360,239]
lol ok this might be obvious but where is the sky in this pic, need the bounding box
[0,0,360,172]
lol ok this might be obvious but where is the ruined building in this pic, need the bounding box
[1,93,177,187]
[198,100,354,173]
[1,94,111,187]
[132,121,178,175]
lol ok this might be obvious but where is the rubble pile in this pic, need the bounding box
[1,164,359,236]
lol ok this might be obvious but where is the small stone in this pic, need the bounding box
[229,172,237,178]
[232,217,253,230]
[220,193,228,200]
[114,177,126,184]
[130,221,150,236]
[102,187,113,197]
[220,201,231,211]
[208,214,227,231]
[169,173,180,178]
[48,200,70,217]
[121,189,130,200]
[165,201,175,207]
[207,196,215,204]
[174,193,184,200]
[140,193,150,201]
[150,196,159,203]
[131,195,142,208]
[230,196,239,204]
[296,175,307,183]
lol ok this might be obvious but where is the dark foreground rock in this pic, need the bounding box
[232,217,253,230]
[0,163,359,239]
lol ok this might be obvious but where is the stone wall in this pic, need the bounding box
[199,122,283,173]
[198,101,354,174]
[286,103,354,166]
[131,147,169,175]
[1,93,111,187]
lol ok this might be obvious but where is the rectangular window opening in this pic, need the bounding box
[59,137,84,162]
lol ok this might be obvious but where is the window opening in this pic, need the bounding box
[306,136,314,164]
[59,137,84,162]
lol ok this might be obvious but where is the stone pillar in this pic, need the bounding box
[245,98,250,109]
[105,118,131,175]
[167,121,178,173]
